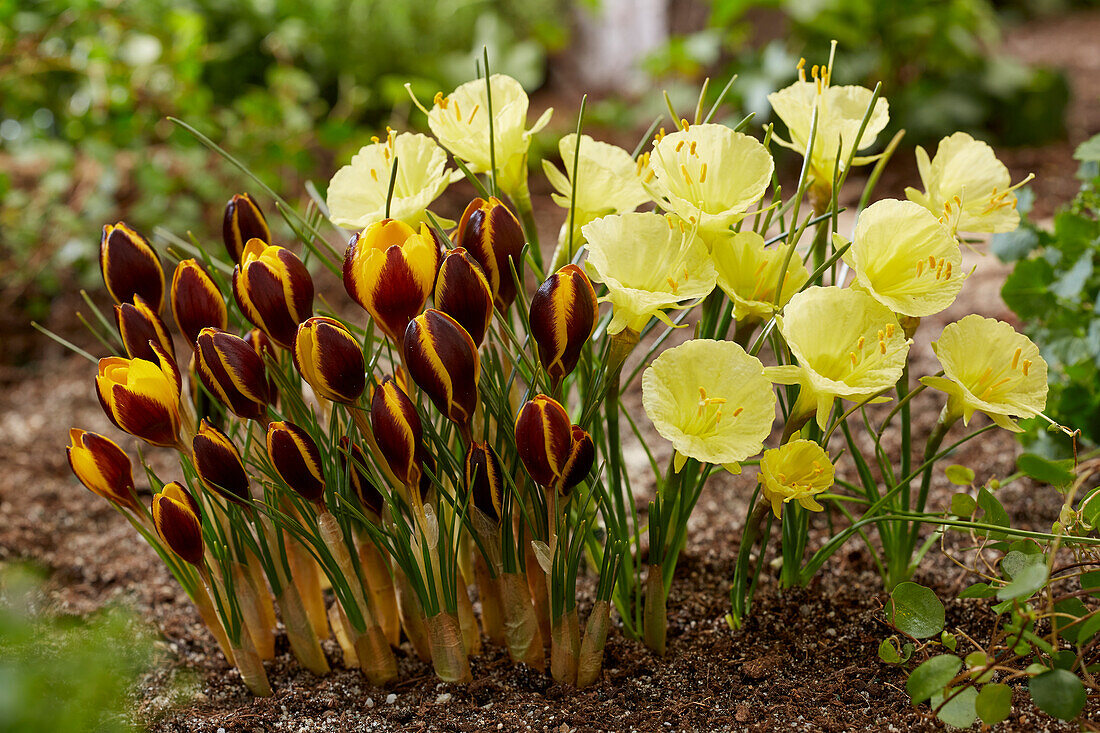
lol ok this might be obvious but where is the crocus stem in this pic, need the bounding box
[550,607,581,686]
[393,563,433,663]
[329,603,359,668]
[525,541,552,646]
[232,628,273,697]
[244,550,279,645]
[474,553,506,646]
[192,580,235,665]
[427,612,473,683]
[576,600,611,688]
[355,623,398,687]
[357,531,400,647]
[231,562,275,661]
[500,572,546,670]
[643,563,667,655]
[282,501,329,640]
[276,580,330,675]
[455,568,483,656]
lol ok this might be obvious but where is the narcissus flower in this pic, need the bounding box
[328,130,461,229]
[582,212,717,335]
[920,315,1048,431]
[66,428,138,511]
[294,316,365,404]
[758,439,834,519]
[905,132,1031,234]
[100,222,165,310]
[765,287,911,429]
[95,345,182,448]
[711,231,809,324]
[371,376,425,490]
[417,74,552,196]
[267,421,326,504]
[171,259,227,347]
[233,238,315,350]
[192,419,250,505]
[542,133,650,251]
[403,309,480,435]
[152,482,203,566]
[343,218,442,345]
[223,193,270,264]
[529,264,598,386]
[434,247,494,347]
[515,395,573,488]
[767,60,889,189]
[465,441,504,521]
[116,295,176,362]
[844,199,963,318]
[639,123,773,236]
[454,197,525,311]
[642,339,775,472]
[195,328,271,420]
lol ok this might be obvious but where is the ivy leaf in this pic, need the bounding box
[889,582,945,639]
[878,637,902,664]
[950,493,977,516]
[1029,668,1086,720]
[907,654,962,705]
[976,683,1012,725]
[945,465,975,486]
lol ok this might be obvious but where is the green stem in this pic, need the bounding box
[511,178,543,273]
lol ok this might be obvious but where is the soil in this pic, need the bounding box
[3,8,1100,733]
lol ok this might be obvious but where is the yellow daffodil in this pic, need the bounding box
[639,123,773,236]
[843,199,963,317]
[920,315,1047,432]
[582,212,717,335]
[327,130,462,229]
[642,339,776,473]
[711,231,809,324]
[542,133,650,261]
[758,439,834,518]
[767,59,889,191]
[414,74,552,197]
[765,287,911,429]
[905,132,1032,234]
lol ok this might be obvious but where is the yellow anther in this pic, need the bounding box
[689,141,697,156]
[797,57,807,82]
[656,127,666,142]
[645,170,656,183]
[453,100,462,121]
[880,341,887,355]
[731,407,743,417]
[977,367,993,385]
[886,324,895,338]
[928,255,937,269]
[856,336,865,350]
[699,163,708,183]
[675,140,685,153]
[944,262,952,280]
[850,352,858,367]
[667,277,680,294]
[680,118,690,131]
[916,260,925,277]
[370,168,379,182]
[371,135,380,144]
[433,92,445,107]
[467,104,480,124]
[682,267,689,280]
[936,258,945,279]
[1011,347,1021,370]
[1022,360,1031,376]
[681,164,693,184]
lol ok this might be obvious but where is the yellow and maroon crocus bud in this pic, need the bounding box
[195,328,271,420]
[192,419,251,505]
[434,247,494,347]
[339,436,384,518]
[95,344,182,448]
[465,441,503,521]
[343,219,442,345]
[171,259,227,347]
[100,222,165,310]
[529,264,598,386]
[223,192,270,264]
[152,481,204,566]
[244,328,275,363]
[294,317,365,404]
[66,428,139,511]
[267,421,326,504]
[514,395,572,488]
[116,295,176,363]
[454,197,525,311]
[558,425,595,496]
[371,375,425,489]
[403,309,480,436]
[232,239,315,350]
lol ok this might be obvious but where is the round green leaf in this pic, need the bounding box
[879,638,902,664]
[933,686,978,729]
[1029,668,1086,721]
[945,465,975,486]
[890,582,945,639]
[907,654,962,705]
[950,492,977,516]
[997,560,1049,601]
[976,683,1012,725]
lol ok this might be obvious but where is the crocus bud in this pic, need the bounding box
[195,328,271,420]
[454,197,524,311]
[403,309,480,435]
[116,295,176,363]
[514,395,572,487]
[192,419,250,505]
[294,317,365,403]
[465,441,503,521]
[339,437,383,518]
[95,344,182,448]
[233,239,315,349]
[529,264,598,386]
[343,219,442,345]
[559,425,595,495]
[434,247,493,346]
[223,193,270,264]
[66,428,138,511]
[100,222,165,310]
[171,259,227,346]
[371,376,424,489]
[244,328,275,362]
[152,482,204,566]
[267,421,325,504]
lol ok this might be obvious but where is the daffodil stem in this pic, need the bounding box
[901,410,958,574]
[895,363,913,570]
[512,179,544,272]
[728,499,771,628]
[809,217,830,285]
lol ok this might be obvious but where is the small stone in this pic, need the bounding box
[435,693,452,704]
[217,729,226,733]
[385,693,397,705]
[366,698,374,708]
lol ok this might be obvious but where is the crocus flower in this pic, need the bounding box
[95,345,182,448]
[223,193,270,264]
[434,247,494,347]
[192,419,250,505]
[710,231,809,324]
[639,123,773,236]
[920,315,1047,432]
[116,295,176,362]
[233,239,315,350]
[905,132,1031,234]
[267,421,326,504]
[843,199,963,318]
[294,316,366,404]
[403,309,480,435]
[765,287,910,429]
[100,222,165,310]
[465,441,504,521]
[582,212,717,335]
[529,264,598,387]
[327,130,461,229]
[514,395,573,488]
[66,428,139,511]
[152,482,203,566]
[416,74,553,197]
[642,339,775,472]
[758,439,834,519]
[454,197,525,311]
[171,259,227,347]
[195,328,271,421]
